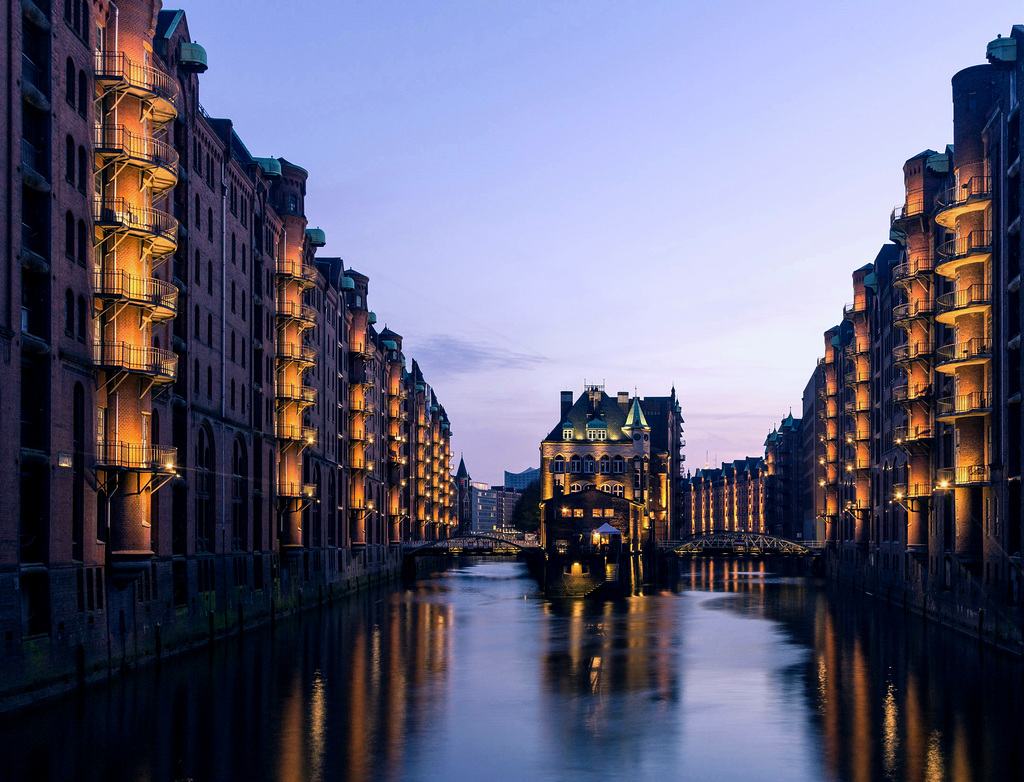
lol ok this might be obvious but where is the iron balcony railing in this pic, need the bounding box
[275,300,317,325]
[890,200,926,225]
[935,177,991,210]
[893,300,934,322]
[893,482,932,499]
[936,338,992,367]
[894,425,933,445]
[936,284,993,316]
[936,392,991,417]
[278,481,316,498]
[94,51,179,107]
[936,465,990,487]
[94,268,178,317]
[94,124,178,174]
[276,341,317,365]
[94,341,177,381]
[843,302,866,320]
[96,441,176,472]
[277,384,316,404]
[892,384,930,404]
[276,423,316,443]
[276,260,319,283]
[936,230,993,262]
[94,197,176,245]
[893,342,931,363]
[844,370,870,386]
[891,260,932,283]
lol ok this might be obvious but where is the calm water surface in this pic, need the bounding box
[2,557,1022,781]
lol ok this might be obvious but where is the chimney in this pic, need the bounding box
[617,391,629,412]
[560,391,573,419]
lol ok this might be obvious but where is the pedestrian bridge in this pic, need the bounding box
[404,534,542,556]
[659,533,822,556]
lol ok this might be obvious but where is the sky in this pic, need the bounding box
[182,0,1023,486]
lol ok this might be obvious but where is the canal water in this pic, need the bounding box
[2,557,1022,781]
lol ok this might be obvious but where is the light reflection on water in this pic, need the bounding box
[0,556,1022,781]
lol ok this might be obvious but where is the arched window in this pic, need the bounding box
[569,455,581,473]
[65,211,75,256]
[195,250,201,284]
[287,193,298,212]
[583,455,596,474]
[79,2,88,44]
[193,305,200,337]
[193,359,200,393]
[76,295,86,339]
[196,427,215,552]
[231,437,248,550]
[63,0,71,22]
[77,146,87,192]
[77,70,87,116]
[612,455,626,474]
[600,484,610,492]
[599,455,610,474]
[207,208,213,240]
[241,339,246,367]
[207,366,213,398]
[72,0,80,32]
[65,58,75,106]
[612,484,624,497]
[231,233,236,264]
[207,313,213,346]
[64,290,74,334]
[77,219,87,264]
[65,136,75,183]
[194,194,200,229]
[570,483,582,493]
[230,379,235,410]
[230,330,235,361]
[551,455,565,474]
[207,260,213,294]
[241,384,246,412]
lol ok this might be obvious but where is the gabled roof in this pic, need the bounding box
[544,389,630,442]
[455,456,470,480]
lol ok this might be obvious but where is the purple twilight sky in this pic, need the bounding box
[181,0,1021,486]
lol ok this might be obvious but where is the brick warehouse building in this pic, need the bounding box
[0,0,455,703]
[809,26,1024,645]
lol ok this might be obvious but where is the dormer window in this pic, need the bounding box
[562,427,573,440]
[587,429,607,441]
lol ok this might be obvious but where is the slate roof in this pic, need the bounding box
[544,389,631,443]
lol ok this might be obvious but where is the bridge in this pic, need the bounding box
[404,534,542,556]
[659,533,822,556]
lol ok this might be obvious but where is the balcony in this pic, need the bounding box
[893,482,933,500]
[276,423,316,445]
[936,465,990,488]
[94,341,177,383]
[277,383,316,406]
[936,392,991,420]
[936,338,992,373]
[93,51,178,125]
[893,384,931,405]
[94,124,178,193]
[893,299,934,326]
[935,284,992,325]
[350,342,376,360]
[890,201,927,226]
[844,397,871,415]
[275,300,317,327]
[94,269,178,321]
[844,341,869,358]
[893,342,931,365]
[276,341,317,366]
[933,177,992,229]
[96,441,176,473]
[279,481,316,498]
[935,230,993,277]
[893,425,933,447]
[843,301,867,320]
[276,260,319,288]
[844,370,869,386]
[892,260,932,286]
[94,198,177,257]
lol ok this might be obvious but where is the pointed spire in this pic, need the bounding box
[623,397,649,431]
[455,455,470,480]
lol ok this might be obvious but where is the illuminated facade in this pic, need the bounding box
[812,27,1024,643]
[539,384,683,548]
[679,412,804,540]
[0,0,455,702]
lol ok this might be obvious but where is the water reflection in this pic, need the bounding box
[0,557,1021,781]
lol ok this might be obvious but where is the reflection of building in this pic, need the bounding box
[0,0,455,703]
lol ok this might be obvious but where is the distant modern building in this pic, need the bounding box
[494,486,522,532]
[504,467,540,491]
[470,481,498,533]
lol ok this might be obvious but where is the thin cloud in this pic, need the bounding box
[413,335,549,376]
